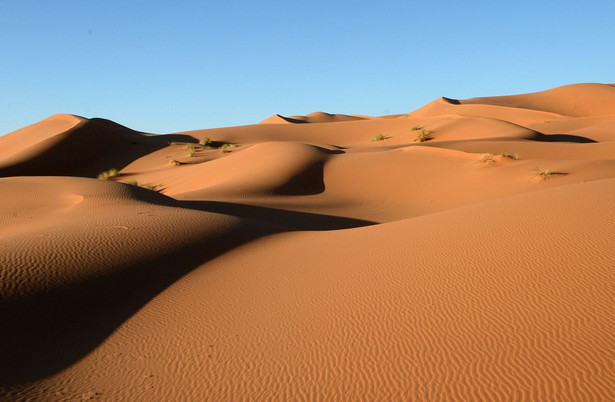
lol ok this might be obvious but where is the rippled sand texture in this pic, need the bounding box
[1,84,614,400]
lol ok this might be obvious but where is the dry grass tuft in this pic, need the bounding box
[501,152,520,160]
[371,134,387,142]
[220,143,237,153]
[97,168,119,180]
[123,180,161,192]
[476,153,496,164]
[532,168,568,180]
[414,129,432,142]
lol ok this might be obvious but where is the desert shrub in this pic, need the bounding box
[476,153,496,164]
[371,134,387,142]
[501,152,520,160]
[124,180,160,192]
[220,143,236,153]
[414,129,432,142]
[199,137,211,146]
[97,168,119,180]
[410,125,422,131]
[188,149,196,157]
[141,184,160,191]
[532,168,567,180]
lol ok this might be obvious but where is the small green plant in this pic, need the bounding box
[199,137,211,146]
[140,184,160,192]
[410,125,422,131]
[501,152,520,160]
[220,143,236,153]
[97,168,119,180]
[532,168,567,180]
[371,134,387,142]
[476,153,496,164]
[124,180,160,192]
[188,148,196,157]
[414,129,432,142]
[169,159,180,166]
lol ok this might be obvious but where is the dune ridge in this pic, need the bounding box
[259,112,369,124]
[1,83,614,400]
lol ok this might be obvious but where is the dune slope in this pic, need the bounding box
[1,83,614,400]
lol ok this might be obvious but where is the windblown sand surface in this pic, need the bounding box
[1,83,614,400]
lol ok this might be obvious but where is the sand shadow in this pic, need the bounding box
[442,97,461,105]
[178,200,376,231]
[0,119,173,178]
[275,160,326,196]
[0,220,274,387]
[277,115,310,124]
[0,203,375,388]
[529,133,597,143]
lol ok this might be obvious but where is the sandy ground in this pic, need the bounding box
[1,83,614,400]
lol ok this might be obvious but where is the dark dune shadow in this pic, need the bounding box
[0,202,375,388]
[0,220,275,387]
[0,119,170,178]
[157,136,234,148]
[310,145,346,155]
[278,114,310,124]
[272,145,347,195]
[275,161,326,196]
[154,133,204,144]
[529,133,597,143]
[442,97,461,105]
[178,200,376,231]
[248,145,343,196]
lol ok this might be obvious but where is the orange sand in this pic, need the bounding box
[1,83,614,400]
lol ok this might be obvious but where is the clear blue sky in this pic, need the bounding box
[1,1,613,135]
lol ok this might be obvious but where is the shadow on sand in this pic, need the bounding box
[178,200,376,231]
[0,220,272,387]
[0,203,375,389]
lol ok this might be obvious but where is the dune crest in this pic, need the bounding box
[411,83,615,126]
[0,114,85,160]
[260,111,368,124]
[1,83,614,400]
[461,83,615,116]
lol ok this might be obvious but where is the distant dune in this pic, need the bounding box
[1,84,614,400]
[259,111,369,124]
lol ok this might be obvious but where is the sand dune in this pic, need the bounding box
[461,83,615,117]
[260,112,369,124]
[1,83,614,400]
